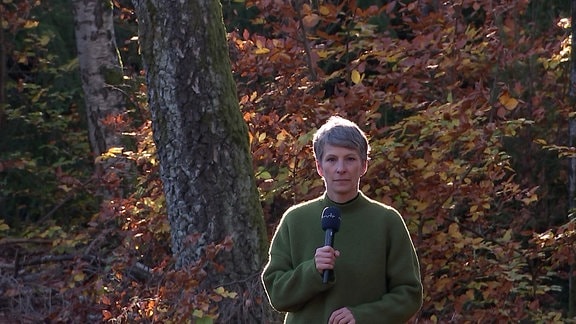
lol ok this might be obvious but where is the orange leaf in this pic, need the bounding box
[101,295,111,305]
[498,91,519,110]
[102,310,112,320]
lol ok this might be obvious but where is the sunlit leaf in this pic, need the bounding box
[108,147,124,154]
[351,69,362,84]
[499,92,519,110]
[24,20,39,29]
[448,223,463,240]
[254,47,270,54]
[192,309,204,318]
[317,50,330,58]
[411,158,426,169]
[258,170,272,179]
[102,310,112,320]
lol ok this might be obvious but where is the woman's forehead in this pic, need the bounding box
[323,144,359,156]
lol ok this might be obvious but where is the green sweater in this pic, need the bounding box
[262,192,423,324]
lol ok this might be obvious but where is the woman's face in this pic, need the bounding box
[316,144,368,203]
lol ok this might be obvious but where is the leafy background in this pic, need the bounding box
[0,0,574,322]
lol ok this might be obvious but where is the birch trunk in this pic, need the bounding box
[72,0,125,157]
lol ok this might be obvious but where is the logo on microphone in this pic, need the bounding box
[322,212,338,219]
[321,206,341,231]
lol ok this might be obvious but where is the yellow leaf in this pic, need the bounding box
[254,47,270,55]
[277,130,289,141]
[319,5,330,15]
[422,171,436,179]
[108,147,124,154]
[411,158,426,169]
[413,200,428,212]
[24,20,39,29]
[0,221,9,231]
[534,139,547,145]
[214,286,238,299]
[317,50,330,58]
[351,70,362,84]
[250,17,265,25]
[192,309,204,318]
[521,193,538,205]
[448,223,463,240]
[74,272,85,282]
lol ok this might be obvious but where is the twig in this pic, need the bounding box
[0,238,51,246]
[0,254,100,270]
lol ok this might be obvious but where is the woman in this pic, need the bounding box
[262,116,423,324]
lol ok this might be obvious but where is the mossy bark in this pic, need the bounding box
[132,0,271,321]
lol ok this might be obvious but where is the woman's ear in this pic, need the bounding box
[362,160,368,176]
[316,160,324,177]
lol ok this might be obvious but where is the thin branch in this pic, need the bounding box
[0,238,52,246]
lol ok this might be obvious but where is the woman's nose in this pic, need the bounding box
[336,161,345,173]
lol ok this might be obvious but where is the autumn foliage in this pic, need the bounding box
[1,0,575,323]
[234,0,574,321]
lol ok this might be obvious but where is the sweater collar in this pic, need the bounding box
[322,191,366,212]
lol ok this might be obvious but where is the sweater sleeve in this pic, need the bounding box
[261,215,331,312]
[349,213,423,323]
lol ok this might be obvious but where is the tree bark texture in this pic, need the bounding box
[568,0,576,317]
[131,1,268,316]
[72,0,125,157]
[0,18,5,126]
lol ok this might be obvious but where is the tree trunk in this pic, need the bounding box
[131,0,270,321]
[568,0,576,317]
[0,12,5,127]
[72,0,125,158]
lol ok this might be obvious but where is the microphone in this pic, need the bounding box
[321,206,341,284]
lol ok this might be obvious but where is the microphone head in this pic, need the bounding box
[321,206,341,232]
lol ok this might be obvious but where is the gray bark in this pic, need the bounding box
[72,0,125,157]
[568,0,576,317]
[131,0,270,321]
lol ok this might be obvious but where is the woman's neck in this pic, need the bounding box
[328,192,360,205]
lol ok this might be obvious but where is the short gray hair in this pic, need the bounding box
[312,116,370,162]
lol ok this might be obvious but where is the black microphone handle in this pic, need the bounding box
[324,228,335,246]
[322,229,336,284]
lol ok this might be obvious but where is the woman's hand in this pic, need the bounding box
[329,307,356,324]
[314,245,340,274]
